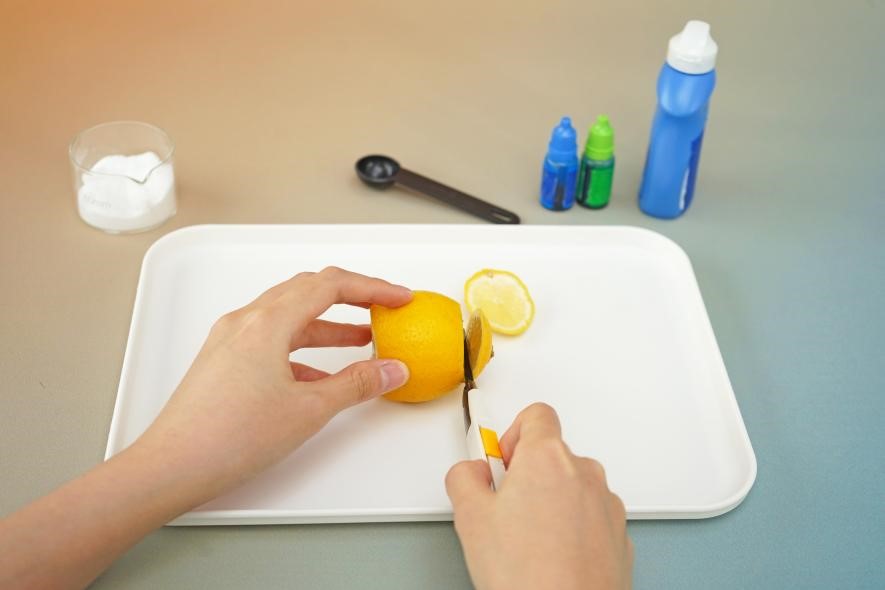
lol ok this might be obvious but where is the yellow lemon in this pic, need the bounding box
[464,269,535,335]
[370,291,465,403]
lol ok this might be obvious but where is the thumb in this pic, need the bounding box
[311,359,409,414]
[446,459,494,512]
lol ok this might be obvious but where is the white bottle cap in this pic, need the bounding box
[667,20,718,74]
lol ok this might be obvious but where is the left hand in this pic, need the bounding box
[135,266,413,502]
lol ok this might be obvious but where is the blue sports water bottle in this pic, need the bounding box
[639,21,718,219]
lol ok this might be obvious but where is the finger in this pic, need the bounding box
[291,320,372,350]
[578,457,608,486]
[445,460,494,511]
[608,491,627,523]
[498,402,562,464]
[290,362,331,382]
[279,267,412,329]
[308,359,409,416]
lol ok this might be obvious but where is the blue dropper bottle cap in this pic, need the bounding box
[547,117,578,165]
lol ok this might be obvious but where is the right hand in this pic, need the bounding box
[446,403,633,590]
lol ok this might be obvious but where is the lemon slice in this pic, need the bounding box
[466,308,493,376]
[464,269,534,335]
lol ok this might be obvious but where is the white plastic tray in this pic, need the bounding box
[106,224,756,524]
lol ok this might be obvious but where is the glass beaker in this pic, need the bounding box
[69,121,177,234]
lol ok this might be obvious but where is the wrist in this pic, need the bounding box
[121,428,235,519]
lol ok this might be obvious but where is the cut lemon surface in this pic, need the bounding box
[466,308,493,377]
[464,269,534,335]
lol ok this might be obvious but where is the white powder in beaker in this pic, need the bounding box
[77,151,176,233]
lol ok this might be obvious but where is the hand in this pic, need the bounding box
[136,266,413,501]
[446,403,633,590]
[0,267,412,590]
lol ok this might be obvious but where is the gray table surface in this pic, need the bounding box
[2,0,884,588]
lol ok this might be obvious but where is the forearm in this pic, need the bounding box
[0,270,414,589]
[0,439,209,590]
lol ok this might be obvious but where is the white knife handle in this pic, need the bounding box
[465,388,506,491]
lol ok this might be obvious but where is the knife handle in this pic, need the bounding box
[465,388,506,491]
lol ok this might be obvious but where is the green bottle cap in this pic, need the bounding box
[584,115,614,161]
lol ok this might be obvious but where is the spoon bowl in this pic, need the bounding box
[356,155,400,189]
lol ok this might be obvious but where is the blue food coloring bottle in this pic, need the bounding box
[540,117,579,211]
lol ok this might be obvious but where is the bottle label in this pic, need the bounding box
[578,159,615,208]
[587,163,614,208]
[679,133,705,211]
[540,161,577,211]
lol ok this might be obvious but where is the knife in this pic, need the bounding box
[463,335,506,491]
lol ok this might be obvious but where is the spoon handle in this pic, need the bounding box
[396,169,520,224]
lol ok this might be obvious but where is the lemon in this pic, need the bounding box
[464,269,535,335]
[370,291,465,403]
[466,308,493,376]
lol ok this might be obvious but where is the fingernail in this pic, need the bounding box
[395,285,413,298]
[379,360,409,392]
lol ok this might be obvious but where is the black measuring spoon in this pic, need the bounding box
[355,155,520,224]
